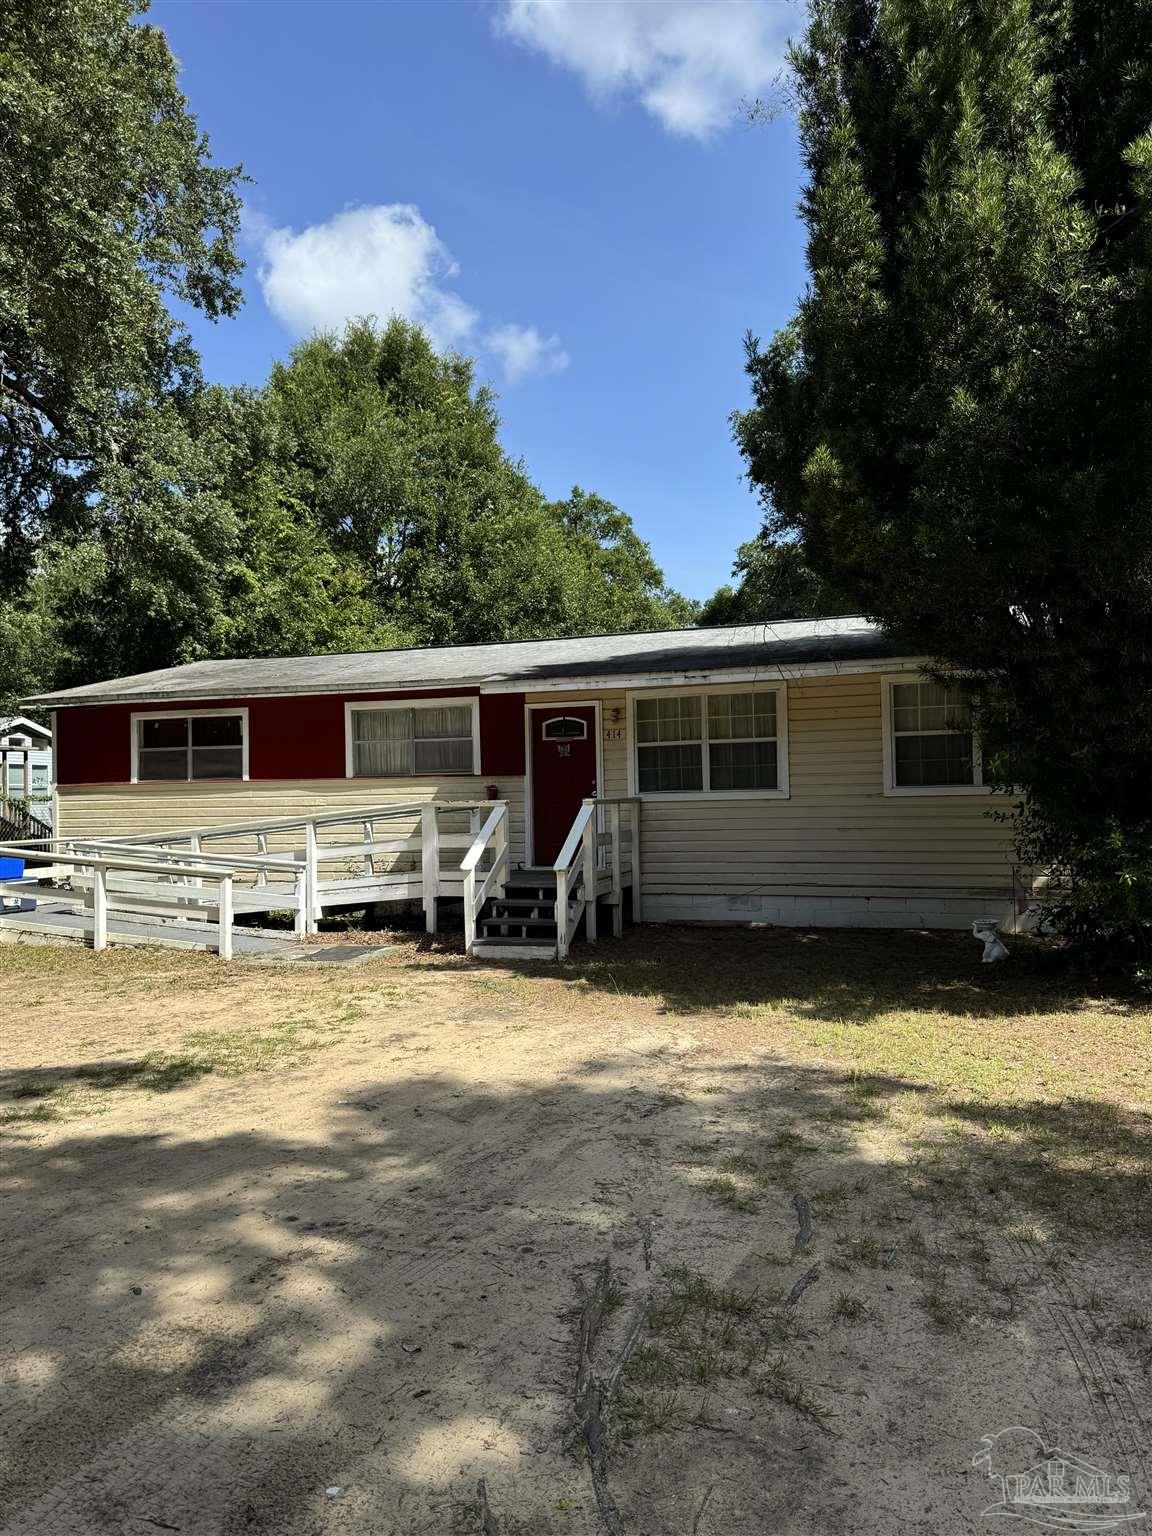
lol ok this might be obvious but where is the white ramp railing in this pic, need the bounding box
[47,838,311,935]
[114,800,500,932]
[0,841,303,959]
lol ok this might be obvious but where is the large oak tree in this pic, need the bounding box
[254,319,694,650]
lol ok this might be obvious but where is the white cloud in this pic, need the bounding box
[259,204,478,351]
[485,324,570,384]
[256,203,568,386]
[496,0,793,138]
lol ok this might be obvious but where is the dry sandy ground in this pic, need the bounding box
[1,935,1149,1536]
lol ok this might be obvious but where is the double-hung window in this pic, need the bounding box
[347,700,478,778]
[632,687,786,797]
[133,711,247,782]
[882,677,982,793]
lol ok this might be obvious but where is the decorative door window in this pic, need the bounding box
[542,717,588,742]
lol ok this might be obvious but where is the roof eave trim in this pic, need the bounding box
[26,653,924,711]
[479,655,924,693]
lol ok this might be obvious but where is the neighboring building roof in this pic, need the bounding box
[0,715,52,741]
[26,616,908,709]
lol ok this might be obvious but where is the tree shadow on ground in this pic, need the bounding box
[926,1095,1152,1238]
[530,924,1145,1023]
[0,1057,214,1110]
[1,1036,1149,1535]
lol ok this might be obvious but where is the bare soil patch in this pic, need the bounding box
[1,928,1149,1535]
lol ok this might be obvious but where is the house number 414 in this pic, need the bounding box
[603,727,625,741]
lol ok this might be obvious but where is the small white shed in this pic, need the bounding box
[0,716,53,803]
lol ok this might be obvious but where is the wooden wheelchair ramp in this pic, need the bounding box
[0,900,387,966]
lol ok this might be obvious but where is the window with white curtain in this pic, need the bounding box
[633,687,785,796]
[883,677,981,792]
[349,701,476,777]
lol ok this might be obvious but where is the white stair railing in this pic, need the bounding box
[552,797,642,959]
[553,802,596,961]
[460,801,510,954]
[599,797,642,932]
[103,800,495,932]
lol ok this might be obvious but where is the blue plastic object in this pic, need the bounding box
[0,856,25,880]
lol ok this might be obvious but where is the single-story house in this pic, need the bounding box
[25,616,1020,931]
[0,716,53,802]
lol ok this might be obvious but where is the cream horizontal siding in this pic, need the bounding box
[537,674,1015,926]
[57,777,528,867]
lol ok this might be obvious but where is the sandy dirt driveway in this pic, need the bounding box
[1,935,1149,1535]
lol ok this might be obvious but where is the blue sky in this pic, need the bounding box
[153,0,808,602]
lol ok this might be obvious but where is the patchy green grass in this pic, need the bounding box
[3,929,1148,1242]
[2,925,1148,1514]
[570,932,1152,1247]
[181,1003,362,1076]
[0,1052,212,1125]
[832,1232,895,1271]
[0,967,366,1125]
[518,926,1149,1104]
[919,1285,964,1331]
[828,1291,870,1324]
[617,1266,830,1440]
[699,1172,759,1213]
[750,1353,833,1429]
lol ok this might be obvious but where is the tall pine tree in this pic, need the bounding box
[737,0,1152,968]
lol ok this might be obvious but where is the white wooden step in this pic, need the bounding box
[471,940,557,961]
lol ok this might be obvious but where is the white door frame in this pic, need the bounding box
[523,700,604,868]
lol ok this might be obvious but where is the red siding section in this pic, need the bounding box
[54,688,527,786]
[480,693,526,777]
[55,705,133,786]
[248,694,344,780]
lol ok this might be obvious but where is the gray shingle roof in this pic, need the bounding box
[26,617,904,709]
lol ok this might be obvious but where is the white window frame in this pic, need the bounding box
[344,697,481,779]
[626,683,789,800]
[880,673,985,796]
[130,708,250,784]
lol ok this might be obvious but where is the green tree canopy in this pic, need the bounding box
[545,486,698,634]
[736,0,1152,965]
[7,318,694,701]
[700,536,852,625]
[0,0,244,702]
[257,319,693,647]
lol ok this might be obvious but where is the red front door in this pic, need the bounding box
[531,707,598,865]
